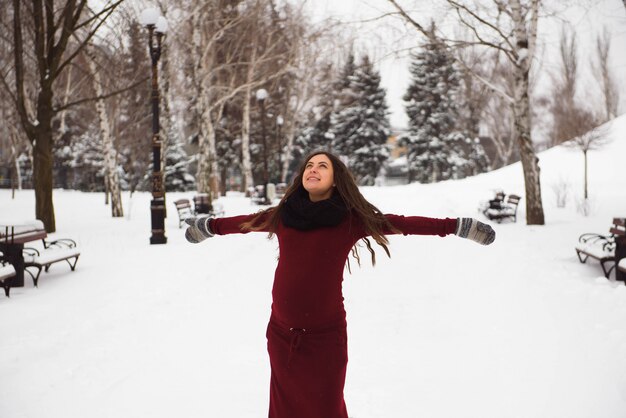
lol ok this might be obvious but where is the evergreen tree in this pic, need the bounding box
[164,138,195,191]
[401,28,470,183]
[331,55,390,185]
[70,129,105,192]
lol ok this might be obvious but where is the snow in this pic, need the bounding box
[1,116,626,417]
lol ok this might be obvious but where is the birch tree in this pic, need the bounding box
[86,45,123,217]
[388,0,545,225]
[185,0,299,197]
[187,0,251,197]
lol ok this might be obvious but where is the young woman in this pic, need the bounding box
[185,151,495,418]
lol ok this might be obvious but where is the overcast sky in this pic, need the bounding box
[304,0,626,132]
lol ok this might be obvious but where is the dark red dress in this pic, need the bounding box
[210,213,457,418]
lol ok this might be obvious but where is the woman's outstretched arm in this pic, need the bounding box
[382,215,495,245]
[184,213,270,243]
[383,214,457,237]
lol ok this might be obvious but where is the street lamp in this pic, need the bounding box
[140,8,168,244]
[256,88,270,205]
[275,115,283,183]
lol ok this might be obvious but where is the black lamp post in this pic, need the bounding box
[140,8,168,245]
[256,88,270,205]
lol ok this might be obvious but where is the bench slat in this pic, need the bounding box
[609,226,626,236]
[25,248,80,265]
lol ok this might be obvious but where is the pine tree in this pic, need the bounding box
[401,28,469,183]
[164,137,195,191]
[331,55,390,186]
[70,129,105,192]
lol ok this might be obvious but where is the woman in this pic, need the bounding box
[185,151,495,418]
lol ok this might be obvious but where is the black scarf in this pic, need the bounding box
[281,186,348,230]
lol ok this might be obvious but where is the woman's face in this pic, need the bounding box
[302,154,335,202]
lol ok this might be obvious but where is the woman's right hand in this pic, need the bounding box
[184,216,215,243]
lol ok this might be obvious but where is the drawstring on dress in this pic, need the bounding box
[287,327,306,367]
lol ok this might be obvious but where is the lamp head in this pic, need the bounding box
[140,8,159,27]
[155,16,168,34]
[256,88,268,102]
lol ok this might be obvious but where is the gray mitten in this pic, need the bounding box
[455,218,496,245]
[184,216,215,244]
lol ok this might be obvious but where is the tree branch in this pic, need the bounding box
[54,0,125,79]
[53,75,149,112]
[448,0,516,52]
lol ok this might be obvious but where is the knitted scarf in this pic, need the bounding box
[281,186,348,231]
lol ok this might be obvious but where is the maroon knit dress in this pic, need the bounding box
[210,213,457,418]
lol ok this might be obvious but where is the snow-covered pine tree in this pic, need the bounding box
[401,27,470,183]
[164,137,195,191]
[70,129,105,192]
[331,55,390,185]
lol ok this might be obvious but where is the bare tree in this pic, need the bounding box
[0,0,126,232]
[564,120,610,201]
[388,0,545,225]
[592,27,619,122]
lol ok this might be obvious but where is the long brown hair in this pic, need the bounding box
[241,151,400,268]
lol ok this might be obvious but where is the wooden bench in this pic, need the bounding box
[0,262,16,297]
[575,218,626,279]
[483,194,521,223]
[174,199,194,228]
[23,240,81,287]
[174,197,226,229]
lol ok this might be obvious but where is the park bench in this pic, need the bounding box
[575,217,626,279]
[249,185,266,205]
[482,193,521,223]
[275,183,287,199]
[174,196,225,228]
[174,199,194,228]
[0,261,16,297]
[249,183,281,205]
[23,239,81,287]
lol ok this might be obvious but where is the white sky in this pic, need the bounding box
[305,0,626,131]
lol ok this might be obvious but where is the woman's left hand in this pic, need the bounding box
[455,218,496,245]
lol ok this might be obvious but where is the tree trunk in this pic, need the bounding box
[241,48,257,193]
[209,106,224,198]
[88,48,123,217]
[583,150,588,200]
[9,127,23,191]
[33,104,56,232]
[280,120,296,183]
[512,0,544,225]
[196,105,215,196]
[241,91,254,193]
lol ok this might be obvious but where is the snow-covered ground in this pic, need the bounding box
[2,117,626,418]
